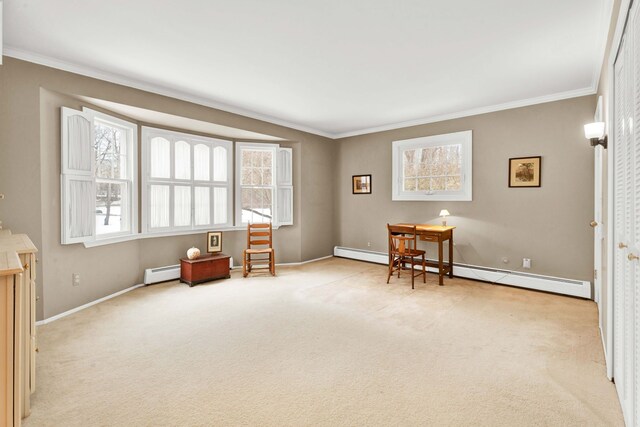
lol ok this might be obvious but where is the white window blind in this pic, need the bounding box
[235,143,293,226]
[142,127,233,233]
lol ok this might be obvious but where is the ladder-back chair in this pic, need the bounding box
[243,222,276,277]
[387,224,426,289]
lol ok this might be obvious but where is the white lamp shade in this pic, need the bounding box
[439,209,450,217]
[584,122,605,139]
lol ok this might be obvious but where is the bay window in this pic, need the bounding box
[61,107,293,247]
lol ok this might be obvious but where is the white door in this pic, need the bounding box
[613,9,640,424]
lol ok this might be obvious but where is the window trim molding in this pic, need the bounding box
[391,130,473,201]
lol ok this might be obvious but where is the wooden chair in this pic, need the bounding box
[243,223,276,277]
[387,224,426,289]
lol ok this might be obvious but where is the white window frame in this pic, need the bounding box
[84,108,138,240]
[141,127,233,234]
[235,142,278,226]
[392,130,472,201]
[61,106,138,245]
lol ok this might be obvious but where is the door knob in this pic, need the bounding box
[629,253,639,261]
[590,220,598,228]
[619,242,628,249]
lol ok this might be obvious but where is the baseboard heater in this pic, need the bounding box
[333,246,591,299]
[144,257,234,285]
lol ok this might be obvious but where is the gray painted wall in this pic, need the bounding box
[334,96,597,283]
[0,56,600,321]
[1,58,335,319]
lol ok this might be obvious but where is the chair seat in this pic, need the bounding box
[396,249,426,257]
[245,248,274,254]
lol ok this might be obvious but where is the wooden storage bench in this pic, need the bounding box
[180,254,231,287]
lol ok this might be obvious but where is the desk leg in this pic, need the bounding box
[448,234,454,278]
[438,239,444,286]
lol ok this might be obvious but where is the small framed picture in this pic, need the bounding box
[207,231,222,253]
[352,174,372,194]
[509,156,541,188]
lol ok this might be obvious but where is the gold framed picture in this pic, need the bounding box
[509,156,541,188]
[352,174,372,194]
[207,231,222,253]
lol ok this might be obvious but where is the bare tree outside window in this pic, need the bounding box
[402,144,462,192]
[94,121,128,234]
[240,150,273,223]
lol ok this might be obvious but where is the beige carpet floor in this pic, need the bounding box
[25,257,622,426]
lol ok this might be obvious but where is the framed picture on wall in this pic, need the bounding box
[509,156,541,188]
[352,175,372,194]
[207,231,223,253]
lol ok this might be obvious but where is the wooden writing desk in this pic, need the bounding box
[392,224,455,286]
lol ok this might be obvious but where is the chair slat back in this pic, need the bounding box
[247,222,273,249]
[387,224,417,255]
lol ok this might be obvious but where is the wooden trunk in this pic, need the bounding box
[180,254,231,287]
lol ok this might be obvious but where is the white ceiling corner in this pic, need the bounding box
[4,1,611,139]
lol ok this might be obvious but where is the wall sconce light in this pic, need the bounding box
[584,122,607,149]
[439,209,450,226]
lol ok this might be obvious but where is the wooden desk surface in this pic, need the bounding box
[396,223,456,233]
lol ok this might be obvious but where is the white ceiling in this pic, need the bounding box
[4,0,612,138]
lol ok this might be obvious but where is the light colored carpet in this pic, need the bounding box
[25,257,622,426]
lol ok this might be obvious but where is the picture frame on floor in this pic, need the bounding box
[207,231,222,253]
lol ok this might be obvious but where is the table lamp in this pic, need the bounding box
[439,209,450,226]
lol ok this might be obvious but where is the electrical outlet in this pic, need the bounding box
[522,258,531,269]
[72,273,80,286]
[367,242,371,247]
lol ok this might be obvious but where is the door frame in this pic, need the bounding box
[594,97,604,308]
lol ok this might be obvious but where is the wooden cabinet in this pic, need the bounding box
[180,254,231,287]
[0,233,37,427]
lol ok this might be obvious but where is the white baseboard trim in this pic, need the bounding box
[600,324,612,381]
[230,254,334,269]
[334,246,591,299]
[36,284,145,326]
[38,255,334,325]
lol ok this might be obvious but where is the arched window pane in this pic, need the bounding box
[194,144,210,181]
[150,137,170,178]
[213,146,227,181]
[175,141,191,180]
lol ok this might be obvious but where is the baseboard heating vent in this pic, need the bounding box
[333,246,591,299]
[144,265,180,285]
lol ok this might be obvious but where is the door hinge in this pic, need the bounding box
[594,269,598,280]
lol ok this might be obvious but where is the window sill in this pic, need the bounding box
[392,193,472,202]
[83,225,283,248]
